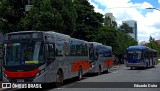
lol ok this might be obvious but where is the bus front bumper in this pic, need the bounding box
[125,62,146,67]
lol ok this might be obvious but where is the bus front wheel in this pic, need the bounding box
[98,65,102,75]
[55,70,64,87]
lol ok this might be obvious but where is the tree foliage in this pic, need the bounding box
[104,16,117,28]
[21,0,76,36]
[146,36,160,56]
[98,26,137,56]
[120,23,133,33]
[73,0,104,41]
[0,0,138,61]
[0,0,27,34]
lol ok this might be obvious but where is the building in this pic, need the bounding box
[138,41,148,46]
[105,13,116,22]
[156,39,160,45]
[104,13,116,27]
[122,20,137,41]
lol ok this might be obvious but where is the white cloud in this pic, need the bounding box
[88,0,104,14]
[89,0,160,43]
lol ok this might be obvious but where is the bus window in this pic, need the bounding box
[56,39,64,56]
[76,42,82,56]
[81,43,87,56]
[64,41,70,56]
[127,51,142,59]
[89,44,94,60]
[4,41,44,65]
[46,43,55,58]
[70,41,76,56]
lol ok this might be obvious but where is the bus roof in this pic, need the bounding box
[70,38,88,43]
[88,42,102,45]
[5,31,71,39]
[127,46,157,52]
[46,31,70,38]
[5,31,42,35]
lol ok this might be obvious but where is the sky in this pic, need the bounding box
[89,0,160,43]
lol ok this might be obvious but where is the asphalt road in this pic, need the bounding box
[47,64,160,91]
[2,64,160,91]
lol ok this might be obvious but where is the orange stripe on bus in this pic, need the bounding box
[104,60,113,67]
[71,60,91,72]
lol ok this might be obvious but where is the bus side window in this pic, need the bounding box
[76,42,82,56]
[46,43,55,58]
[56,39,65,56]
[64,41,69,56]
[70,41,76,56]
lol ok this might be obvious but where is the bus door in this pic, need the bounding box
[89,44,99,66]
[55,38,70,78]
[45,42,55,82]
[89,44,98,62]
[44,35,56,82]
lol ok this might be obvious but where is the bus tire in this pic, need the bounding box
[106,66,110,73]
[145,62,148,68]
[98,65,101,75]
[78,66,83,80]
[130,67,133,70]
[55,69,64,87]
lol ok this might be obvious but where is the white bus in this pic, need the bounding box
[88,42,113,74]
[2,31,91,86]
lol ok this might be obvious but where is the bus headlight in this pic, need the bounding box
[35,69,45,77]
[3,72,7,78]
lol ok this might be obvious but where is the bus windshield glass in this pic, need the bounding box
[127,51,142,59]
[4,41,44,66]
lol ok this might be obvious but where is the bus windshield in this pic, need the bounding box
[127,51,142,60]
[4,41,44,66]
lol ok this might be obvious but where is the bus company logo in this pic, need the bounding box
[2,83,11,88]
[2,83,43,88]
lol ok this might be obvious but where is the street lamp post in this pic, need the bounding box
[146,7,160,11]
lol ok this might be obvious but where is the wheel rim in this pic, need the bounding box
[98,67,101,75]
[79,67,82,80]
[56,71,63,86]
[79,70,82,79]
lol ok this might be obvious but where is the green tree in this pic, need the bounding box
[120,23,133,33]
[104,16,117,28]
[147,36,160,56]
[97,25,137,63]
[21,0,63,32]
[73,0,103,41]
[21,0,76,35]
[0,0,27,34]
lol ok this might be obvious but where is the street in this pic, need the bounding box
[6,64,160,91]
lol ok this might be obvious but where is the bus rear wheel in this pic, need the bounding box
[78,66,83,80]
[98,65,101,75]
[106,66,110,73]
[55,70,64,87]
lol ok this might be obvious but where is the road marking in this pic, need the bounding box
[112,71,119,73]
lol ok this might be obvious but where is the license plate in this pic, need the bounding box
[17,79,24,82]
